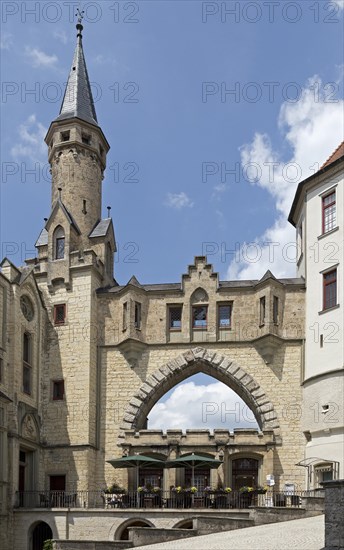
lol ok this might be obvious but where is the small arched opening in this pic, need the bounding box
[116,518,154,541]
[173,519,194,530]
[29,521,53,550]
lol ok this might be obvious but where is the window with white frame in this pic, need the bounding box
[322,190,336,234]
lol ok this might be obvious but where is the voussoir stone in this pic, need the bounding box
[192,347,206,358]
[233,367,246,380]
[183,350,195,363]
[158,366,173,380]
[211,353,225,366]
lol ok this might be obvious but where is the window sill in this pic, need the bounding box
[219,327,231,331]
[169,328,181,332]
[318,227,339,240]
[318,304,340,315]
[54,322,66,327]
[192,327,208,331]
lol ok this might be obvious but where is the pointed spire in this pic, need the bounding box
[55,15,98,127]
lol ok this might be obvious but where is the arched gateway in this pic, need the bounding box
[119,347,280,441]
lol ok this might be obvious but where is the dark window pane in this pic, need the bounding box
[273,296,279,324]
[56,237,65,259]
[23,365,31,394]
[135,303,141,328]
[55,305,66,324]
[324,270,337,310]
[219,305,231,328]
[260,297,266,325]
[193,306,207,328]
[170,307,182,329]
[23,333,31,364]
[53,380,64,400]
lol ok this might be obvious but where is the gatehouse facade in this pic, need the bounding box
[0,20,342,550]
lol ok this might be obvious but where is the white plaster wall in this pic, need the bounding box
[303,172,343,380]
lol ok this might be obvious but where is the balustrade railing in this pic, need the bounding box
[14,489,322,510]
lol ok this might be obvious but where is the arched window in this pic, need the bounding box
[54,226,65,260]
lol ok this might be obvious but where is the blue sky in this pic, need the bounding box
[1,1,343,429]
[1,0,343,285]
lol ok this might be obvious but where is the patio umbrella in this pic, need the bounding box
[107,454,165,507]
[165,452,222,488]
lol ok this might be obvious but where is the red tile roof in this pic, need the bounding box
[320,141,344,169]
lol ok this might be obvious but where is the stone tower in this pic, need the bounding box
[32,21,116,491]
[45,20,110,245]
[35,20,116,287]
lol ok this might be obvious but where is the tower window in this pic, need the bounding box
[322,191,336,234]
[99,144,104,157]
[23,332,32,395]
[54,226,65,260]
[60,131,70,142]
[123,302,128,331]
[323,269,337,310]
[52,380,65,401]
[134,302,141,329]
[82,133,91,145]
[273,296,279,324]
[192,306,208,329]
[54,304,66,325]
[218,303,232,329]
[169,306,182,330]
[259,296,266,326]
[106,242,113,276]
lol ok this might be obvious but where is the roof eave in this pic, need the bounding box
[288,155,344,227]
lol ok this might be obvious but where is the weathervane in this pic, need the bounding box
[75,5,85,38]
[76,6,85,25]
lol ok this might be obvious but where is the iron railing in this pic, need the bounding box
[14,489,322,509]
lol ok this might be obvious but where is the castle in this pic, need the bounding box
[0,21,343,550]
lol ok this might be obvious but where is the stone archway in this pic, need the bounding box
[119,347,280,442]
[28,521,53,550]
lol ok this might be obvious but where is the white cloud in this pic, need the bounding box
[148,380,259,432]
[0,32,13,50]
[165,192,194,209]
[25,47,58,68]
[53,30,68,45]
[227,76,344,280]
[11,114,47,164]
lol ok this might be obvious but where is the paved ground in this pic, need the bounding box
[134,514,325,550]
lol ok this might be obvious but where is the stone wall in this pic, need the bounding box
[322,479,344,550]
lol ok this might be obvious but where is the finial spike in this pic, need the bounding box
[58,187,62,200]
[107,206,111,218]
